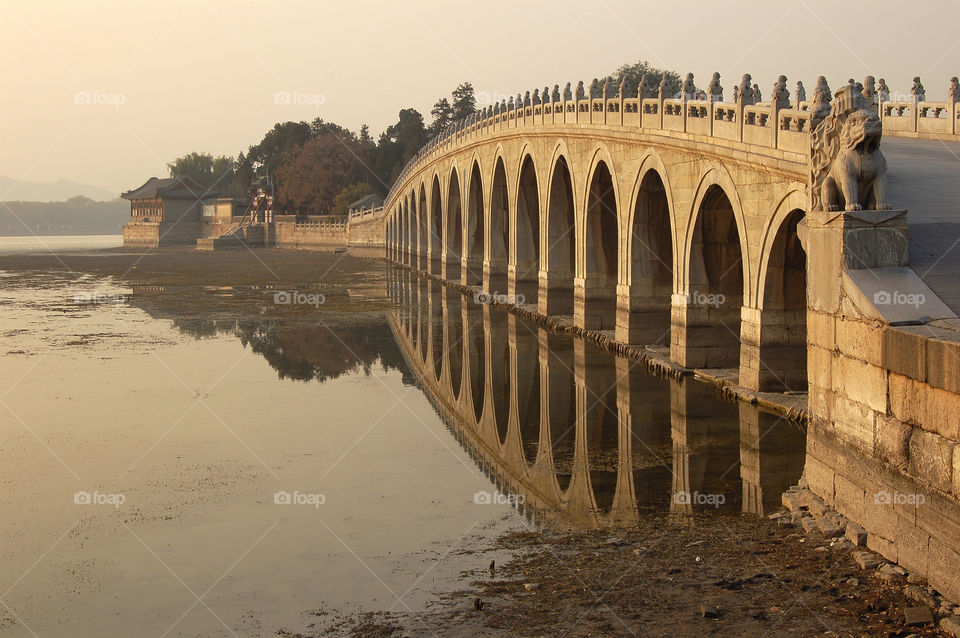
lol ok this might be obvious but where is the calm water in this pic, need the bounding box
[0,234,122,254]
[0,263,805,636]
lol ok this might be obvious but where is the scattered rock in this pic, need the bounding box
[903,584,937,607]
[801,517,819,533]
[845,522,867,547]
[903,606,934,626]
[877,563,905,583]
[846,578,860,587]
[853,551,882,570]
[523,583,541,591]
[782,492,800,512]
[942,616,960,637]
[473,598,485,611]
[907,573,926,585]
[700,603,723,619]
[816,516,844,538]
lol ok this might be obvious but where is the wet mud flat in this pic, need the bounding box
[0,245,388,292]
[338,514,949,637]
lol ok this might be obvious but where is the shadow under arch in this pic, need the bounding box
[540,155,575,316]
[680,182,746,369]
[429,175,442,274]
[488,156,509,291]
[620,167,673,345]
[465,161,485,286]
[445,168,463,279]
[579,158,618,331]
[513,154,540,304]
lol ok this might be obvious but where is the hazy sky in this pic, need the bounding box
[1,0,955,194]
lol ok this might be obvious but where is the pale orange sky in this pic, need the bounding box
[0,0,954,194]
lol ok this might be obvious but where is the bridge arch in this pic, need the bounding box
[486,152,510,291]
[540,142,577,315]
[674,164,750,370]
[617,151,675,344]
[464,157,485,285]
[444,165,463,280]
[513,152,541,304]
[418,181,428,270]
[577,146,620,331]
[429,174,442,274]
[742,185,808,391]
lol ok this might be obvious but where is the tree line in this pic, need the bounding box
[167,61,679,215]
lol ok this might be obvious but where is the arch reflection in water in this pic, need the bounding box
[388,269,806,528]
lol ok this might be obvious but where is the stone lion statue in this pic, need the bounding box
[810,85,890,212]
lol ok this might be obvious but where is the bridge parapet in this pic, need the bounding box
[386,74,960,209]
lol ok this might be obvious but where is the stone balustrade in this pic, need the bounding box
[385,75,960,209]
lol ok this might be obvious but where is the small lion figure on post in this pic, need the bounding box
[810,84,890,212]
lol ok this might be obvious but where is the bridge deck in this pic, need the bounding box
[885,138,960,313]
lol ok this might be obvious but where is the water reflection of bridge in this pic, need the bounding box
[388,269,805,527]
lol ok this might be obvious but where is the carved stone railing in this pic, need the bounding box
[384,76,960,210]
[348,206,386,223]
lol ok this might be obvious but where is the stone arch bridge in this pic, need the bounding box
[382,77,960,601]
[385,87,830,393]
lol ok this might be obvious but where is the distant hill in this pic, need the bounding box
[0,176,116,202]
[0,196,128,236]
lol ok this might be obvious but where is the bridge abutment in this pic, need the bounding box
[574,276,617,332]
[615,283,671,345]
[670,293,742,371]
[538,270,574,316]
[739,307,808,392]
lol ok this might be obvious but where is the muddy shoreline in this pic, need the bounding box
[1,246,944,636]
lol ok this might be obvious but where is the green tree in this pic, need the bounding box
[332,182,378,214]
[273,132,360,213]
[608,60,684,99]
[429,98,452,136]
[451,82,476,120]
[168,152,237,191]
[247,121,312,179]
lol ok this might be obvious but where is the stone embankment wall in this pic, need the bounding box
[347,210,386,247]
[122,221,202,247]
[803,207,960,600]
[273,220,348,250]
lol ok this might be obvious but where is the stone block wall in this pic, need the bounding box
[122,221,202,247]
[803,206,960,601]
[273,221,348,249]
[348,214,386,248]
